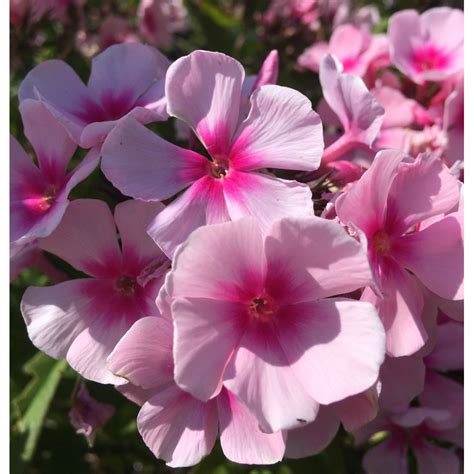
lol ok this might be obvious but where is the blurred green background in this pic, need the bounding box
[10,0,462,472]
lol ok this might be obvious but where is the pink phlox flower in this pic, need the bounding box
[21,198,169,384]
[69,382,115,447]
[388,7,464,84]
[19,43,171,148]
[158,216,385,433]
[138,0,188,49]
[11,100,99,248]
[355,405,462,474]
[299,24,388,78]
[336,149,463,357]
[101,50,323,258]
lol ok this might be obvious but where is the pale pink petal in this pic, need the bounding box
[161,216,264,300]
[378,354,425,411]
[108,316,173,389]
[362,259,426,357]
[386,154,460,234]
[137,385,218,467]
[332,385,379,431]
[223,323,320,433]
[412,438,460,474]
[166,50,244,156]
[113,199,166,271]
[252,50,279,92]
[371,86,415,129]
[335,149,404,237]
[298,43,329,73]
[285,406,339,459]
[230,85,323,171]
[39,199,122,277]
[421,8,464,51]
[217,388,285,464]
[88,43,169,111]
[67,315,131,384]
[101,117,208,201]
[63,147,101,195]
[319,54,384,146]
[21,279,96,359]
[425,321,463,371]
[275,298,385,405]
[392,214,463,300]
[172,297,247,401]
[20,99,76,179]
[419,372,463,427]
[264,216,374,304]
[223,171,313,230]
[147,176,232,259]
[363,435,409,474]
[116,383,157,406]
[19,60,98,142]
[390,406,451,429]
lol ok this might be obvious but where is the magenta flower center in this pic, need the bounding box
[115,275,138,296]
[412,44,450,72]
[372,230,391,256]
[209,157,230,179]
[248,296,276,322]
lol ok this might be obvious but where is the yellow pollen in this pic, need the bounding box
[373,231,391,256]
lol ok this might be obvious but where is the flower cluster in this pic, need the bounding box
[11,4,463,471]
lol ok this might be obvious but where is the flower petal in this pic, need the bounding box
[108,316,173,389]
[158,215,264,302]
[264,216,374,303]
[335,149,404,237]
[223,323,320,433]
[386,153,460,234]
[88,43,169,111]
[114,199,166,272]
[284,406,339,459]
[217,388,285,464]
[229,85,323,171]
[412,437,460,474]
[137,385,218,467]
[147,176,232,259]
[166,50,244,156]
[20,99,76,179]
[362,260,426,357]
[223,171,314,230]
[319,54,384,146]
[19,59,97,142]
[67,315,131,384]
[39,199,122,278]
[20,279,97,359]
[363,435,409,474]
[101,117,209,201]
[392,214,463,300]
[275,298,385,405]
[172,297,247,401]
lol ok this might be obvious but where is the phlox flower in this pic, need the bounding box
[19,43,170,148]
[157,216,385,433]
[11,100,99,248]
[108,314,340,466]
[298,24,387,77]
[69,383,115,447]
[101,50,323,258]
[96,16,140,52]
[21,199,169,384]
[318,54,384,165]
[388,7,464,85]
[335,149,463,357]
[138,0,188,49]
[355,406,462,474]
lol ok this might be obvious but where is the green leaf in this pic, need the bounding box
[12,352,68,462]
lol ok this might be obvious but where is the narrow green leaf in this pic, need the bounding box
[12,352,67,462]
